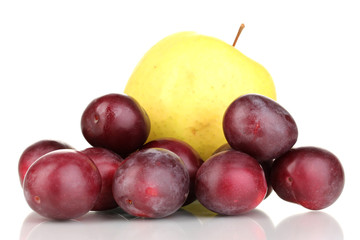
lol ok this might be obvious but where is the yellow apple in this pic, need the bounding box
[124,30,276,160]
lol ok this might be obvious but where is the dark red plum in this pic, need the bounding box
[81,147,124,211]
[270,146,345,210]
[112,148,189,218]
[195,150,267,215]
[81,93,150,157]
[142,138,203,205]
[261,160,274,199]
[212,143,273,199]
[23,149,102,220]
[18,140,72,186]
[223,94,298,162]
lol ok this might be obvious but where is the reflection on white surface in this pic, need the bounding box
[20,202,342,240]
[276,211,343,240]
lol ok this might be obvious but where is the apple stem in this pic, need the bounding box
[232,23,245,47]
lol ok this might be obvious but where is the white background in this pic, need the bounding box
[1,0,359,239]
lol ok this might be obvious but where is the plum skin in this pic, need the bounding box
[223,94,298,162]
[23,149,102,220]
[81,93,150,157]
[212,143,273,199]
[81,147,124,211]
[142,137,203,205]
[195,150,267,215]
[112,148,190,218]
[270,146,345,210]
[18,140,72,186]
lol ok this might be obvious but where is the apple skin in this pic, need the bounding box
[124,31,276,161]
[142,138,203,205]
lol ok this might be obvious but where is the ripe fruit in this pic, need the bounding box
[23,149,102,220]
[195,150,267,215]
[270,146,345,210]
[81,93,150,157]
[16,25,346,220]
[261,160,274,199]
[223,94,298,162]
[81,147,124,211]
[212,143,273,198]
[124,27,276,160]
[142,138,203,206]
[18,140,72,186]
[112,148,189,218]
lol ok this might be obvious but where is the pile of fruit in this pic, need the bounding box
[18,93,344,220]
[18,28,344,220]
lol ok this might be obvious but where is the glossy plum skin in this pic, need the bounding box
[195,150,267,215]
[18,140,72,186]
[112,148,190,218]
[212,143,273,199]
[223,94,298,162]
[81,93,150,157]
[81,147,124,211]
[23,149,102,220]
[270,146,345,210]
[142,138,203,205]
